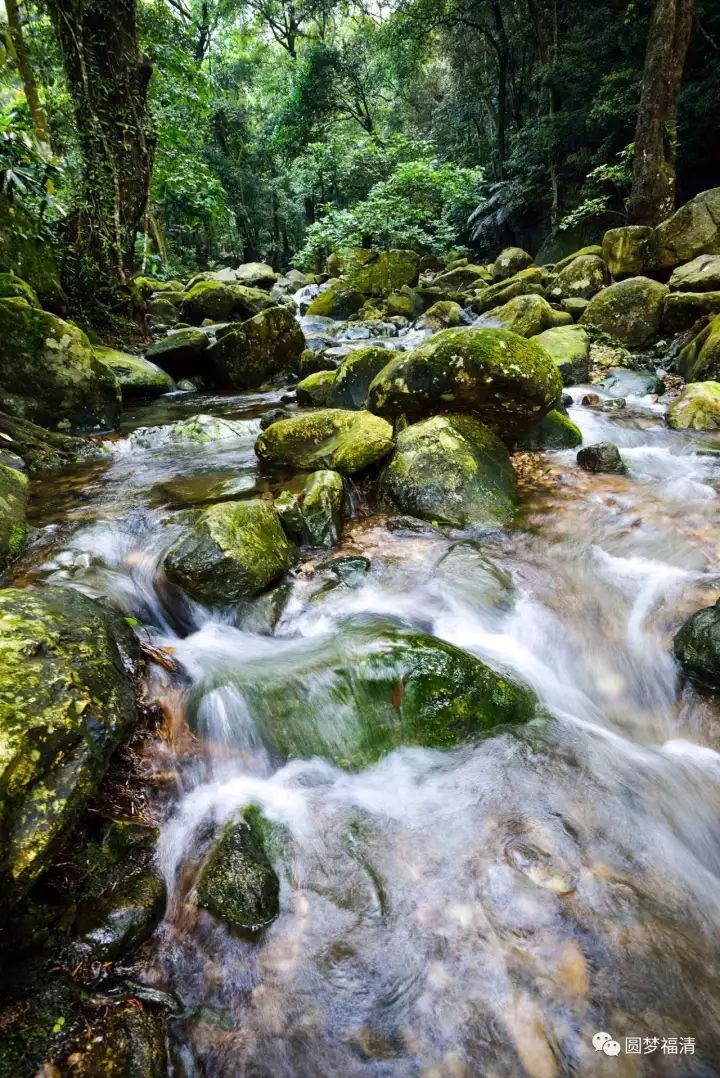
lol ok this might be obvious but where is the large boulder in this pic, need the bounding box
[366,328,562,441]
[517,409,582,450]
[209,306,305,389]
[655,188,720,270]
[306,284,365,319]
[146,327,210,379]
[661,291,720,334]
[484,293,572,337]
[677,315,720,382]
[192,618,538,769]
[255,409,394,475]
[93,345,175,399]
[327,345,394,410]
[470,268,546,314]
[532,325,590,385]
[550,245,604,273]
[234,262,278,288]
[339,248,420,295]
[296,368,337,406]
[419,300,464,330]
[380,414,517,528]
[0,587,138,911]
[0,194,67,312]
[602,226,657,280]
[547,254,607,300]
[180,280,275,324]
[164,499,295,605]
[579,277,668,349]
[669,254,720,293]
[666,382,720,431]
[674,600,720,692]
[0,272,41,307]
[431,265,491,292]
[0,298,121,432]
[0,461,28,570]
[493,247,533,280]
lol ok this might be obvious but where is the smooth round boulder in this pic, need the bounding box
[255,409,394,476]
[209,306,305,389]
[196,809,280,936]
[482,294,572,337]
[493,247,533,281]
[296,368,337,405]
[328,345,394,410]
[532,325,590,385]
[366,327,562,441]
[180,280,275,324]
[577,442,627,474]
[94,345,175,398]
[666,382,720,431]
[517,409,582,450]
[580,277,668,349]
[234,261,278,288]
[381,414,517,528]
[674,600,720,692]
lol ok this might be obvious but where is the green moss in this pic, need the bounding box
[547,254,606,301]
[580,277,668,348]
[677,315,720,382]
[431,265,491,292]
[489,294,572,337]
[674,600,720,692]
[339,248,420,296]
[601,226,657,279]
[532,325,590,385]
[469,267,546,314]
[93,345,175,398]
[492,247,533,280]
[383,287,418,318]
[180,280,274,324]
[0,463,28,570]
[666,381,720,431]
[296,368,337,405]
[327,346,393,410]
[516,409,582,450]
[0,194,67,313]
[209,306,305,389]
[0,272,41,307]
[421,301,463,330]
[306,284,365,319]
[302,469,344,547]
[255,409,394,475]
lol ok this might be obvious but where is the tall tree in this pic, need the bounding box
[45,0,155,313]
[5,0,50,145]
[627,0,695,225]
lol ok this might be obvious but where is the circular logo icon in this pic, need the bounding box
[592,1032,612,1051]
[603,1040,621,1056]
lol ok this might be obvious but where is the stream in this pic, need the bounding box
[18,321,720,1075]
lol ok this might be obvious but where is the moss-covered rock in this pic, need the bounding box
[516,409,582,450]
[0,298,121,432]
[383,286,420,318]
[0,194,67,313]
[192,617,537,769]
[302,469,344,547]
[0,412,107,473]
[129,413,251,448]
[366,327,562,440]
[469,267,546,314]
[602,226,658,279]
[196,808,280,935]
[0,462,28,571]
[431,265,491,292]
[380,414,516,528]
[146,327,210,379]
[547,254,607,300]
[73,869,165,962]
[133,275,176,301]
[532,324,590,385]
[255,409,394,475]
[94,345,175,399]
[234,261,278,288]
[420,300,463,330]
[306,284,365,319]
[209,306,305,389]
[493,247,534,280]
[666,381,720,431]
[655,187,720,270]
[327,345,394,410]
[486,294,572,337]
[164,499,295,605]
[0,272,41,307]
[661,291,720,334]
[674,599,720,692]
[62,1004,168,1077]
[180,280,275,324]
[677,315,720,382]
[146,294,179,326]
[339,248,420,295]
[579,277,668,348]
[669,254,720,293]
[296,368,337,405]
[0,587,138,911]
[550,245,604,273]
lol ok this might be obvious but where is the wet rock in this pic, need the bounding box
[129,413,252,448]
[581,393,601,406]
[669,253,720,292]
[209,306,305,389]
[674,599,720,692]
[296,369,337,406]
[493,247,534,280]
[196,808,280,936]
[180,280,275,324]
[176,378,198,393]
[145,327,210,379]
[661,290,720,334]
[380,414,517,528]
[580,277,668,349]
[602,225,658,279]
[64,1004,168,1077]
[94,346,175,398]
[205,617,538,768]
[666,381,720,431]
[655,187,720,269]
[485,294,572,338]
[419,300,464,330]
[255,409,394,476]
[576,442,627,474]
[299,348,338,376]
[600,367,664,398]
[260,407,291,430]
[366,328,563,441]
[327,345,393,410]
[547,254,607,300]
[73,870,165,963]
[0,411,107,473]
[306,284,365,320]
[516,409,582,450]
[532,324,590,385]
[147,294,179,327]
[0,298,121,432]
[302,470,344,547]
[678,314,720,383]
[164,499,295,605]
[0,587,138,911]
[0,461,28,570]
[323,554,370,586]
[435,541,515,610]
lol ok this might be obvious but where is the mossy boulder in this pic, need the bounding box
[0,272,41,307]
[661,291,720,334]
[340,248,420,295]
[550,245,604,273]
[532,324,590,385]
[146,327,210,379]
[0,587,138,911]
[306,284,365,319]
[180,280,275,324]
[301,469,344,547]
[677,315,720,382]
[669,254,720,293]
[666,381,720,431]
[0,412,107,473]
[296,368,337,405]
[62,1005,168,1077]
[0,194,67,313]
[327,345,394,410]
[547,254,607,300]
[493,247,534,280]
[602,226,658,279]
[196,808,280,935]
[366,327,562,440]
[380,414,517,528]
[0,462,28,570]
[0,298,121,432]
[655,187,720,270]
[486,293,572,337]
[129,413,251,448]
[432,265,491,292]
[516,409,582,450]
[133,275,175,301]
[469,267,546,314]
[234,261,278,288]
[383,287,420,318]
[579,277,668,349]
[255,409,394,475]
[420,300,463,330]
[674,599,720,692]
[209,306,305,389]
[93,345,175,399]
[164,499,295,605]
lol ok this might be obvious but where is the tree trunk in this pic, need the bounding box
[5,0,50,145]
[45,0,155,315]
[627,0,695,226]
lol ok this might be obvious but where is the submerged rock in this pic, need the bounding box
[209,306,305,389]
[674,599,720,692]
[146,327,210,379]
[64,1004,168,1077]
[580,277,668,349]
[94,345,175,398]
[666,381,720,431]
[0,587,138,911]
[255,409,394,475]
[435,541,515,611]
[532,325,590,385]
[164,499,295,605]
[0,461,28,570]
[327,345,393,410]
[576,442,627,474]
[381,414,517,528]
[196,808,280,935]
[129,413,253,448]
[366,327,562,440]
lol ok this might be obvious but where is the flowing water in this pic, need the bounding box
[19,348,720,1075]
